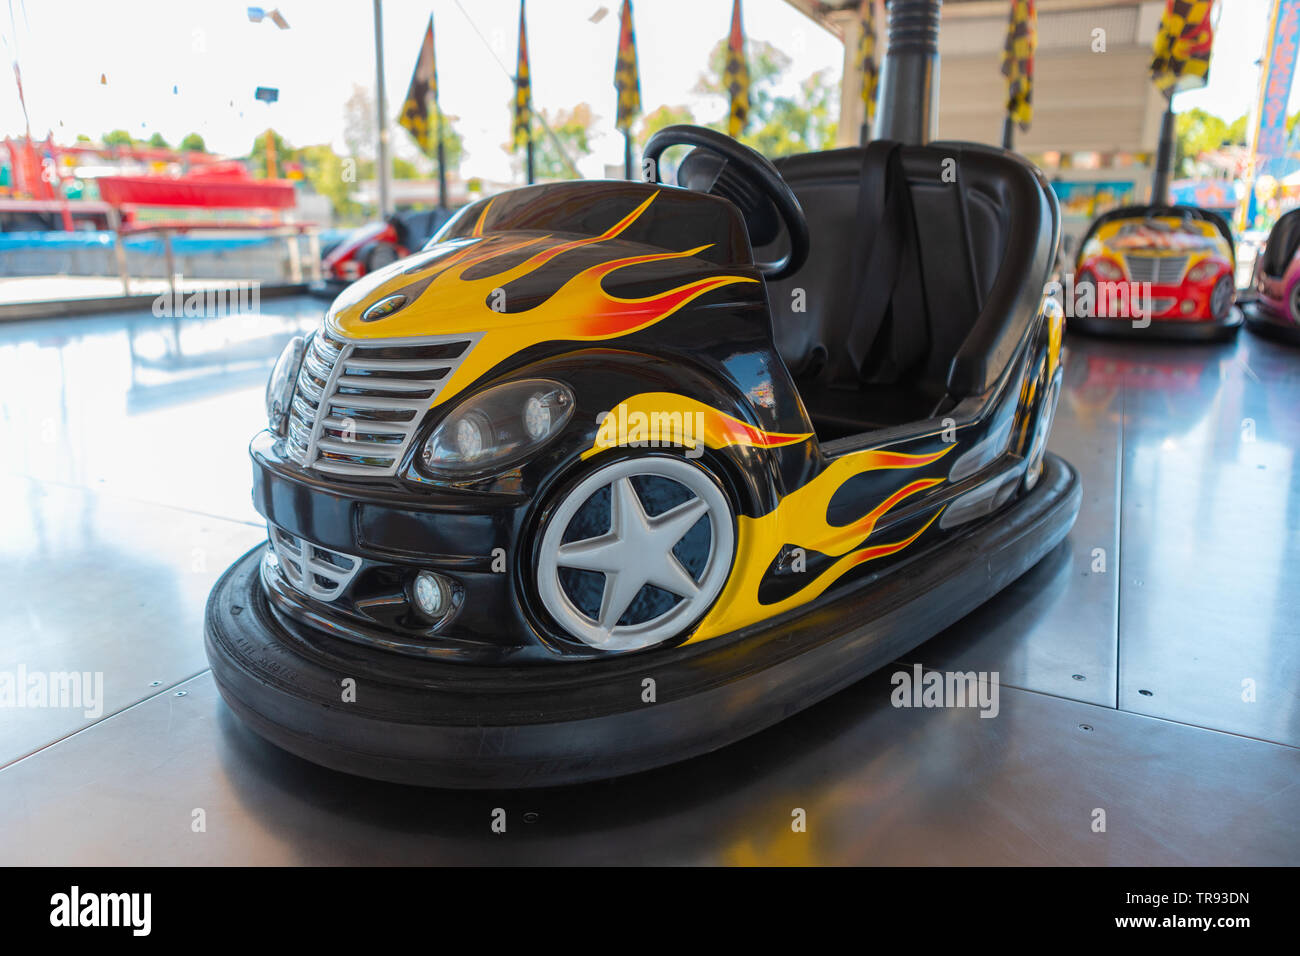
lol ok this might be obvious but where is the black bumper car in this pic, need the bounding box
[207,126,1080,788]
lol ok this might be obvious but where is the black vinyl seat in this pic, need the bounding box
[1259,207,1300,279]
[764,141,1059,438]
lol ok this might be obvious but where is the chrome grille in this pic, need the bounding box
[266,525,361,601]
[285,330,479,477]
[1123,254,1188,285]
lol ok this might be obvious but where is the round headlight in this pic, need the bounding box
[455,413,487,461]
[413,570,450,617]
[266,335,305,435]
[421,378,574,478]
[523,392,552,439]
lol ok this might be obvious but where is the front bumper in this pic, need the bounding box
[1242,299,1300,346]
[249,430,547,662]
[207,452,1081,789]
[1068,305,1242,342]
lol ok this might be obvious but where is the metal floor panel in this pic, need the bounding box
[0,670,1295,866]
[1115,333,1300,747]
[0,300,324,525]
[0,474,265,767]
[906,341,1123,707]
[0,298,1298,865]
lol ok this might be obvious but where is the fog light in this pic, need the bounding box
[412,570,452,620]
[1181,299,1195,314]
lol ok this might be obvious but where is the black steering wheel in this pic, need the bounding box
[643,124,809,281]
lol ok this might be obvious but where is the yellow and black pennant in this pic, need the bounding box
[1001,0,1036,132]
[725,0,749,138]
[1151,0,1215,97]
[514,0,532,151]
[614,0,641,132]
[398,15,440,157]
[857,0,879,128]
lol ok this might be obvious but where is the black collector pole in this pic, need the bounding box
[436,110,448,210]
[1150,96,1176,206]
[874,0,942,145]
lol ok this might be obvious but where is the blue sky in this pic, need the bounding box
[0,0,1289,183]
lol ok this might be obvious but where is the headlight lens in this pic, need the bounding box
[1186,259,1223,283]
[1091,258,1124,281]
[421,378,574,477]
[266,335,305,435]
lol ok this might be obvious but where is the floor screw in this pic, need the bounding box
[175,691,188,697]
[1071,674,1086,681]
[1138,689,1153,697]
[1079,724,1093,732]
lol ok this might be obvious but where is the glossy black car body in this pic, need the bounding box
[207,132,1080,787]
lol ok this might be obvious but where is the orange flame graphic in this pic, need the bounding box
[328,192,757,407]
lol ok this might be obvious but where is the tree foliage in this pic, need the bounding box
[1174,107,1246,176]
[530,103,594,180]
[695,39,838,157]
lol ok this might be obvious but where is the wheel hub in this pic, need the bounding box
[536,456,735,652]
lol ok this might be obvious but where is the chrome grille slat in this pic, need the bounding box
[325,394,432,412]
[282,330,480,476]
[342,357,461,372]
[1123,254,1187,285]
[316,436,403,455]
[335,375,440,393]
[319,415,407,435]
[266,524,361,601]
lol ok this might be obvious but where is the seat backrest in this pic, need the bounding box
[767,141,1058,401]
[1261,207,1300,279]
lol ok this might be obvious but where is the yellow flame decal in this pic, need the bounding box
[689,444,954,643]
[581,392,812,460]
[329,192,758,408]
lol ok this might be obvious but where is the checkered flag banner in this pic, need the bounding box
[398,16,439,157]
[614,0,641,132]
[1000,0,1036,132]
[1151,0,1215,97]
[513,0,532,151]
[725,0,749,138]
[858,0,879,127]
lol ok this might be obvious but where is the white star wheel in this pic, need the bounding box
[536,456,736,652]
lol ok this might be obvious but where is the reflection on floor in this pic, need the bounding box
[0,298,1296,864]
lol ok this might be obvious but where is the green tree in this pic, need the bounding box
[695,39,838,157]
[146,132,170,149]
[102,129,135,147]
[179,132,207,153]
[394,119,466,178]
[1175,107,1246,176]
[248,129,290,178]
[530,103,593,180]
[635,104,696,149]
[295,142,362,222]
